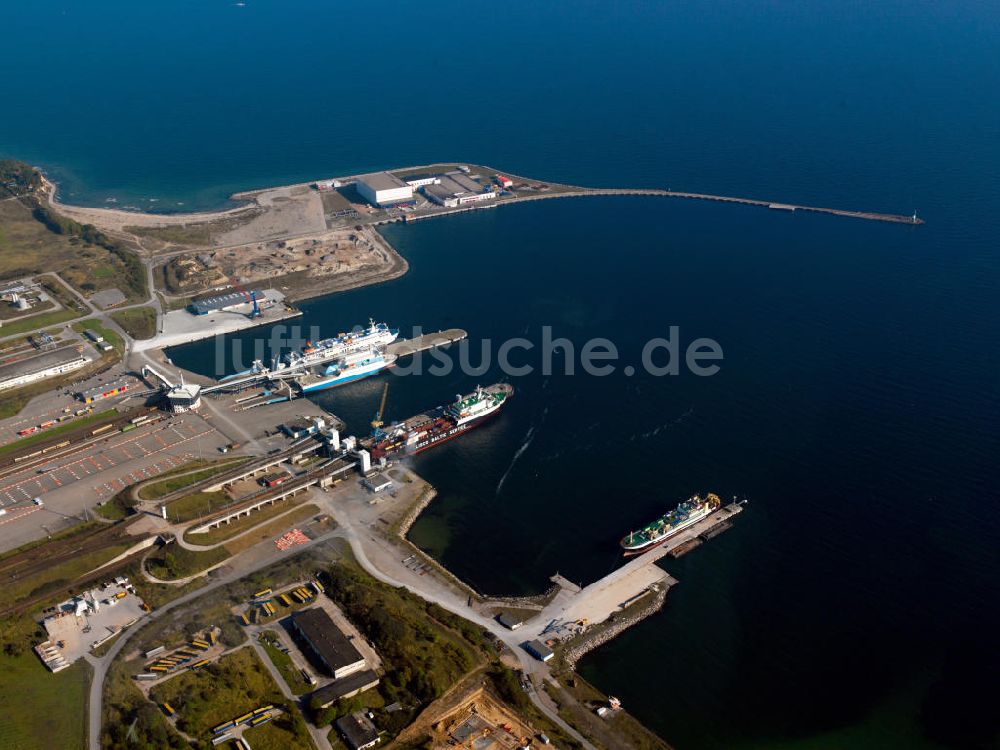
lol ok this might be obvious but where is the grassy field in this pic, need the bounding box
[552,673,671,750]
[221,504,323,557]
[0,199,141,303]
[0,408,117,459]
[138,458,247,501]
[131,223,215,246]
[72,320,124,351]
[0,298,55,321]
[0,650,90,750]
[8,541,134,604]
[110,306,156,339]
[163,490,231,522]
[0,307,82,337]
[184,499,312,545]
[258,631,313,695]
[145,542,229,581]
[149,646,315,748]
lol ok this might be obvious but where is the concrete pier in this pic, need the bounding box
[517,503,744,644]
[386,328,467,358]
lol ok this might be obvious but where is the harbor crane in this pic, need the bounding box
[371,382,389,437]
[227,276,261,319]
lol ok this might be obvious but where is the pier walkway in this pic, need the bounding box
[386,328,467,358]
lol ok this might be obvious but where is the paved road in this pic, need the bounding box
[249,638,332,750]
[85,527,344,750]
[87,509,593,750]
[315,497,595,750]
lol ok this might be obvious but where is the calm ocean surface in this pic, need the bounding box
[3,2,998,748]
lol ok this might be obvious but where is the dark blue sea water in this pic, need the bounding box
[3,2,999,748]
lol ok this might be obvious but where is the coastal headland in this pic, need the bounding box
[41,161,922,309]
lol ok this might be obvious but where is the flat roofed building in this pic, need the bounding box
[309,669,380,709]
[188,290,265,316]
[525,639,554,662]
[0,346,91,392]
[290,608,366,679]
[424,174,496,208]
[77,378,131,403]
[356,172,413,206]
[336,711,380,750]
[281,419,317,439]
[496,612,523,630]
[403,174,441,188]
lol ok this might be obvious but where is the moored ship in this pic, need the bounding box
[299,349,397,393]
[620,493,722,555]
[285,319,398,368]
[366,383,513,459]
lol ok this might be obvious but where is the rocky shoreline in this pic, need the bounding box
[560,585,668,670]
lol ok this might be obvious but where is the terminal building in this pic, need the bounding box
[290,608,367,679]
[77,378,132,404]
[423,173,497,208]
[0,346,91,392]
[356,172,413,206]
[187,289,265,316]
[165,382,202,412]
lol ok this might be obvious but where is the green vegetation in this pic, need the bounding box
[163,490,230,522]
[7,541,134,604]
[95,493,134,521]
[0,520,102,564]
[145,541,229,581]
[135,223,215,247]
[72,319,124,352]
[258,631,313,695]
[0,159,43,198]
[29,202,147,301]
[0,297,54,321]
[320,559,488,725]
[315,687,385,730]
[551,673,670,750]
[102,657,189,750]
[0,394,30,419]
[0,306,81,337]
[110,306,157,339]
[0,408,117,459]
[184,499,311,545]
[138,458,247,501]
[100,453,240,522]
[0,649,90,750]
[0,187,144,304]
[149,647,315,749]
[220,505,326,557]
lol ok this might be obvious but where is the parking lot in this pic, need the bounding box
[0,413,225,552]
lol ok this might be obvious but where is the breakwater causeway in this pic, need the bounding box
[467,183,921,226]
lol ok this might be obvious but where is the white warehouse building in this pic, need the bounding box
[356,172,413,206]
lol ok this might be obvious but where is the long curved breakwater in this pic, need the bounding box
[504,187,924,225]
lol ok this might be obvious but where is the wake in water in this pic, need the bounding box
[496,407,548,496]
[628,405,695,441]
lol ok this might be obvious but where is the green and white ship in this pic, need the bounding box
[620,493,721,555]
